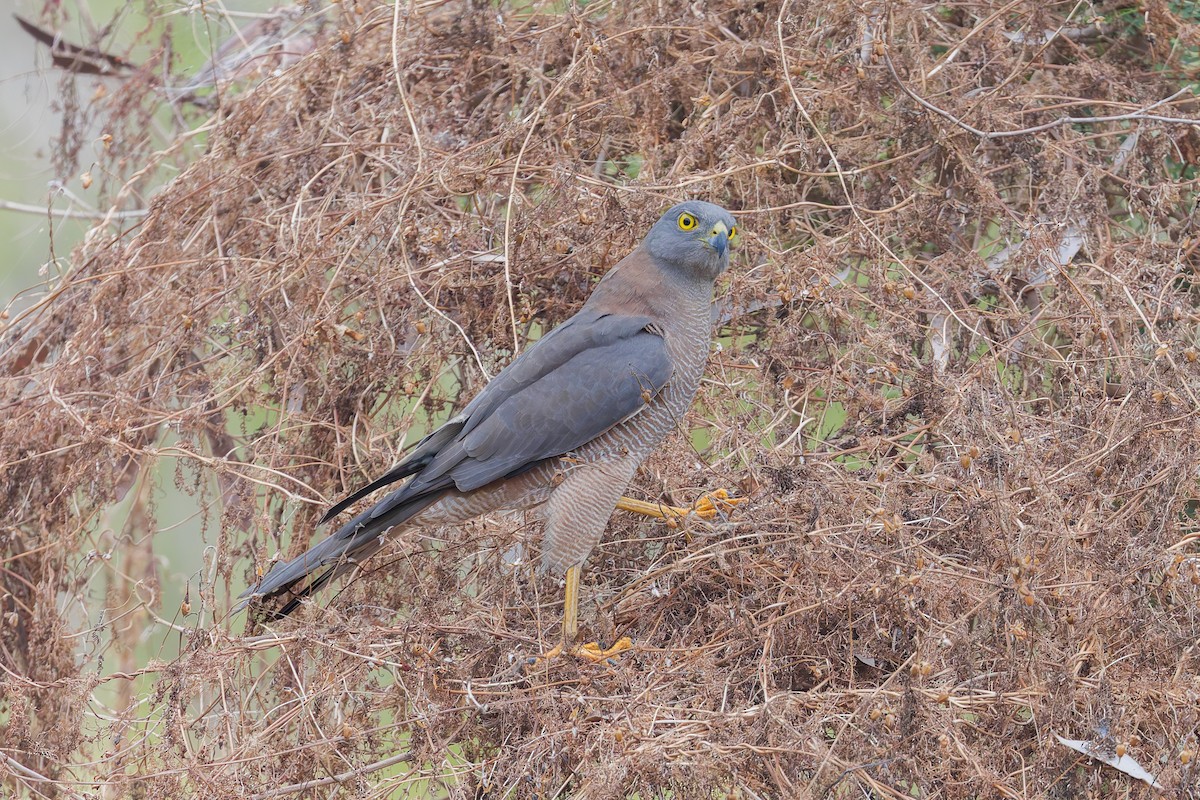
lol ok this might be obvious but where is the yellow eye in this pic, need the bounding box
[678,212,698,231]
[730,225,738,240]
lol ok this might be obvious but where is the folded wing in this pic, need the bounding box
[242,310,672,607]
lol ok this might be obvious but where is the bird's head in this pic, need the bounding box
[644,200,740,281]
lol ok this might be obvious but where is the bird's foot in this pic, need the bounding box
[689,489,746,520]
[522,637,634,671]
[615,489,745,524]
[573,636,634,663]
[522,643,565,672]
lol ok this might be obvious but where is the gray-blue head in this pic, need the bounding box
[643,200,740,282]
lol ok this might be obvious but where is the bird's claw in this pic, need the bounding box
[522,643,564,672]
[522,637,634,672]
[689,489,746,520]
[616,489,745,524]
[574,636,634,663]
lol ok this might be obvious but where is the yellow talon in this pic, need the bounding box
[690,489,746,519]
[574,636,634,663]
[523,638,633,671]
[523,643,565,672]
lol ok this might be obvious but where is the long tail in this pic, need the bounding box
[238,487,447,617]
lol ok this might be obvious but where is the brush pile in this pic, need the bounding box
[2,0,1199,796]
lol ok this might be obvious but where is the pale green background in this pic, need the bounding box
[2,2,280,654]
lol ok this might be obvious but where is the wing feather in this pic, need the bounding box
[321,312,670,522]
[447,332,670,491]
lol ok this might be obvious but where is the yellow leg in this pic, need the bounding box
[525,490,747,669]
[615,489,745,522]
[615,496,691,519]
[524,565,633,670]
[563,564,580,645]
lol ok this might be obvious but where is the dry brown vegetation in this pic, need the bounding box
[3,0,1200,797]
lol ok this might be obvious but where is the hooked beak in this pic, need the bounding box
[708,221,730,258]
